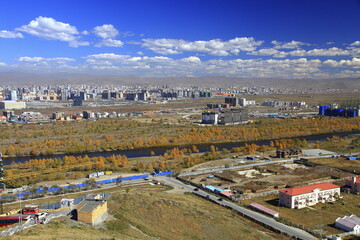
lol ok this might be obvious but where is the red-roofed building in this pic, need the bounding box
[279,183,340,209]
[345,177,360,194]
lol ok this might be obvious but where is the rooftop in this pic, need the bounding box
[78,199,106,212]
[346,177,360,183]
[336,215,360,229]
[279,182,340,196]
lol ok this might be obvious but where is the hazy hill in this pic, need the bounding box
[0,72,359,89]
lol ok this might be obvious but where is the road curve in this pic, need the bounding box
[157,176,317,240]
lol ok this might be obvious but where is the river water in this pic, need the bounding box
[3,131,360,166]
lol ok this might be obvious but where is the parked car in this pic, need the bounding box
[194,188,199,191]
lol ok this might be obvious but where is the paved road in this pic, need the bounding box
[158,176,317,240]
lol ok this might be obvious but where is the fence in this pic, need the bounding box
[4,174,148,202]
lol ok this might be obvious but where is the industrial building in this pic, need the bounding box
[76,194,108,225]
[319,105,359,117]
[201,112,219,124]
[335,215,360,233]
[218,109,248,125]
[0,101,26,110]
[279,182,340,209]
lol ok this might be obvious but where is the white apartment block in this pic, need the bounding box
[279,183,340,209]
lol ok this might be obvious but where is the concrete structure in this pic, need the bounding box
[335,215,360,233]
[76,194,108,225]
[201,112,218,125]
[0,101,26,110]
[345,177,360,194]
[125,93,138,101]
[10,90,17,101]
[263,100,306,108]
[279,183,340,209]
[20,112,49,122]
[73,97,83,106]
[239,98,256,107]
[83,111,95,119]
[225,96,238,107]
[218,108,248,125]
[276,148,302,158]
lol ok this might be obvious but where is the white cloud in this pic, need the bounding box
[288,47,350,57]
[350,41,360,46]
[95,39,123,47]
[0,30,23,38]
[69,41,90,48]
[18,56,75,63]
[16,16,87,47]
[93,24,119,39]
[181,56,201,63]
[17,16,78,41]
[137,51,144,55]
[271,40,310,49]
[0,62,6,66]
[142,37,263,56]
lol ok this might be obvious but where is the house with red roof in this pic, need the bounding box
[345,177,360,194]
[279,182,340,209]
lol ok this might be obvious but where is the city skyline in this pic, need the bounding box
[0,0,359,79]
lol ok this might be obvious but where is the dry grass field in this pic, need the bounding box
[5,184,290,240]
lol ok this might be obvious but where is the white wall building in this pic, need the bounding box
[0,101,26,110]
[239,98,256,107]
[279,183,340,209]
[335,215,360,233]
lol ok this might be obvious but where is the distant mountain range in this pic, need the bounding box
[0,72,359,89]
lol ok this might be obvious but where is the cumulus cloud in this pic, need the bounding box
[93,24,119,39]
[350,41,360,46]
[0,30,23,38]
[16,16,87,47]
[81,52,331,78]
[181,56,201,63]
[288,47,350,56]
[0,62,6,66]
[95,39,123,47]
[271,40,310,49]
[142,37,263,56]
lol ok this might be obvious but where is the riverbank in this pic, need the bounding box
[3,130,359,165]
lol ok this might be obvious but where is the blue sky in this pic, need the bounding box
[0,0,360,78]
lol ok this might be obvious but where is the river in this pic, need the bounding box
[2,131,360,166]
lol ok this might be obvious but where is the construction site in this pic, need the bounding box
[180,155,357,197]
